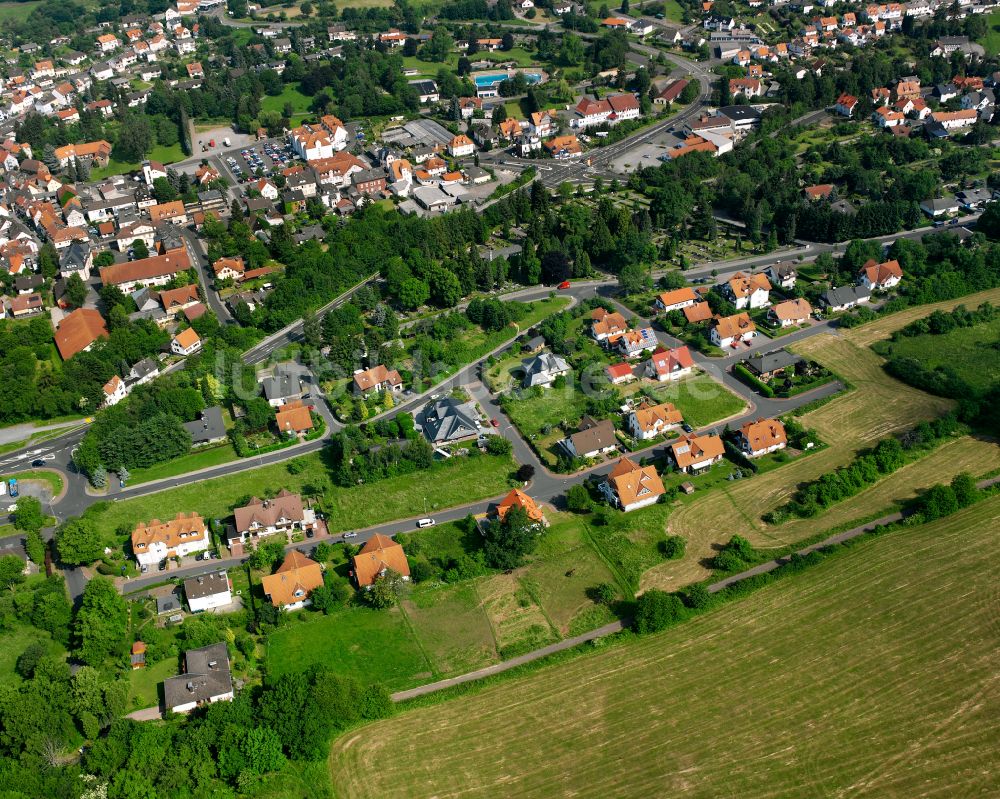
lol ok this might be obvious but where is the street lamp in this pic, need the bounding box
[252,441,262,467]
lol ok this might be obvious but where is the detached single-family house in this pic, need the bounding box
[447,134,475,158]
[646,345,695,382]
[858,259,903,290]
[599,456,666,512]
[736,418,787,457]
[421,397,480,443]
[353,364,403,396]
[131,512,209,567]
[163,643,233,714]
[522,351,571,388]
[617,327,658,359]
[819,285,871,312]
[919,197,960,217]
[351,534,411,588]
[744,349,802,380]
[722,271,771,309]
[491,488,547,527]
[835,93,858,116]
[710,313,757,348]
[766,262,797,290]
[590,308,629,342]
[171,327,202,357]
[670,432,726,472]
[184,571,232,613]
[262,551,324,611]
[262,364,304,407]
[230,490,315,552]
[562,415,617,459]
[102,375,127,407]
[767,298,812,327]
[605,362,636,384]
[654,287,699,313]
[628,401,683,440]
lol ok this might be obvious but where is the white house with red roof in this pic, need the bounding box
[858,259,903,290]
[645,345,695,382]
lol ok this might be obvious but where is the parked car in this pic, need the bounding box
[491,418,499,428]
[417,518,436,528]
[557,280,571,290]
[342,532,358,539]
[681,422,693,433]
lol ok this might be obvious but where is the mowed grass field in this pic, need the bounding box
[328,496,1000,799]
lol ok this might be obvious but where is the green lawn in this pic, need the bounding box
[979,8,1000,55]
[266,605,432,691]
[402,582,498,677]
[0,625,63,682]
[501,386,589,466]
[661,0,684,21]
[261,85,313,116]
[91,143,186,180]
[645,372,748,428]
[329,496,1000,799]
[86,451,515,547]
[128,444,240,486]
[127,656,176,709]
[879,317,1000,394]
[0,1,41,21]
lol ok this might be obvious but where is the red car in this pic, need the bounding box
[491,418,499,428]
[557,280,571,290]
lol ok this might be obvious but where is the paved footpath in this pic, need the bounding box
[391,476,1000,702]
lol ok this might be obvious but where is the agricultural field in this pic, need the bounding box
[328,497,1000,799]
[878,316,1000,394]
[838,286,1000,348]
[644,325,956,592]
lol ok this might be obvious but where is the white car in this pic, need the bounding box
[417,518,436,529]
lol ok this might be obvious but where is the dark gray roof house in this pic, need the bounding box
[744,349,803,378]
[183,406,227,445]
[59,240,91,275]
[819,285,871,311]
[421,397,479,443]
[521,352,571,388]
[262,364,303,405]
[562,415,617,459]
[14,274,43,294]
[163,642,233,714]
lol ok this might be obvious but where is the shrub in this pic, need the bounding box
[633,590,686,634]
[660,535,685,560]
[589,582,617,605]
[682,583,712,609]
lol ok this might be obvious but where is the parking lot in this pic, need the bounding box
[225,140,297,183]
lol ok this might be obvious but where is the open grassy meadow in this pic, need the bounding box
[879,316,1000,394]
[328,496,1000,799]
